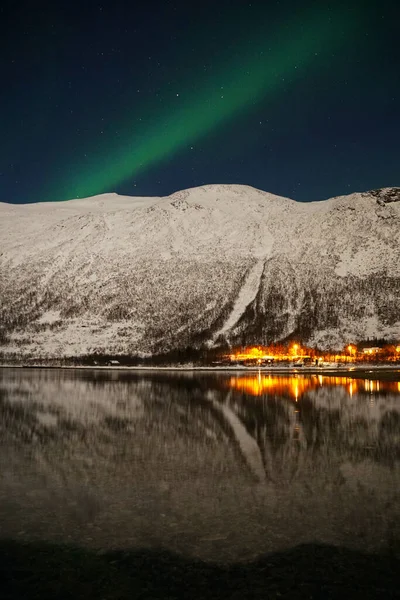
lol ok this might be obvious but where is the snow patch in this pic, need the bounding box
[214,260,265,339]
[37,310,62,324]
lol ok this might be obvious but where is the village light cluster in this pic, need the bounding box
[227,342,400,365]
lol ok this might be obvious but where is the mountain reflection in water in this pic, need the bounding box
[0,368,399,563]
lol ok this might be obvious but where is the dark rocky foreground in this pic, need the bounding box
[1,540,399,599]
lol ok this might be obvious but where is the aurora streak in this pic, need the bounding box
[47,7,360,201]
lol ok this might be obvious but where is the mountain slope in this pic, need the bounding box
[0,185,399,359]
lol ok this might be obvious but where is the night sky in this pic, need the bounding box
[1,0,399,204]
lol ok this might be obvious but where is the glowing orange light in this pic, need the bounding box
[225,374,399,398]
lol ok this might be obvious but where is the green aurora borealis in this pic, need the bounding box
[44,6,361,201]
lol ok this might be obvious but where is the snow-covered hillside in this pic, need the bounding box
[0,185,399,359]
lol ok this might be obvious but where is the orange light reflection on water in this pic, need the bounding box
[227,375,400,399]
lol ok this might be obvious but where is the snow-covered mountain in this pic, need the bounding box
[0,185,399,360]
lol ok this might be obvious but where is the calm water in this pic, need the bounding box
[0,367,399,562]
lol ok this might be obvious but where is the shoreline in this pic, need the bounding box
[1,363,400,375]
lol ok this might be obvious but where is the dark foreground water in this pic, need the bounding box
[1,368,399,598]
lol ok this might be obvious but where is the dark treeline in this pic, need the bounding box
[0,344,231,367]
